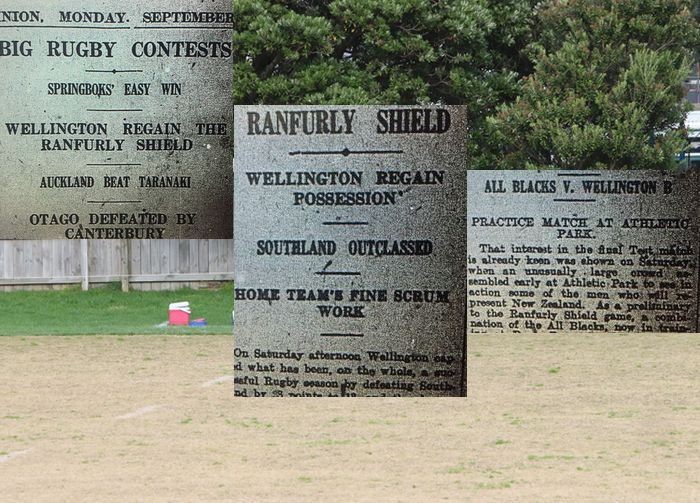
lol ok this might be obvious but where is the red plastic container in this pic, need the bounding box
[168,302,191,326]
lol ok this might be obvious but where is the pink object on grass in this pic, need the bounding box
[168,302,191,326]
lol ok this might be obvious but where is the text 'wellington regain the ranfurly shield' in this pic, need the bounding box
[0,0,233,239]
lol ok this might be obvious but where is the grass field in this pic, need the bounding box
[0,283,233,335]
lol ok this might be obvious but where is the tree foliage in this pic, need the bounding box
[233,0,699,169]
[484,0,699,169]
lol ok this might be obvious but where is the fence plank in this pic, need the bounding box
[0,239,233,290]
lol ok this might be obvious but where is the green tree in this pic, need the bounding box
[233,0,538,157]
[234,0,699,169]
[482,0,699,169]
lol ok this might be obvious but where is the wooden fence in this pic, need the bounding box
[0,239,234,291]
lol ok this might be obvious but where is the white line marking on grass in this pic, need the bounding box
[116,405,161,420]
[202,375,234,387]
[0,448,33,464]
